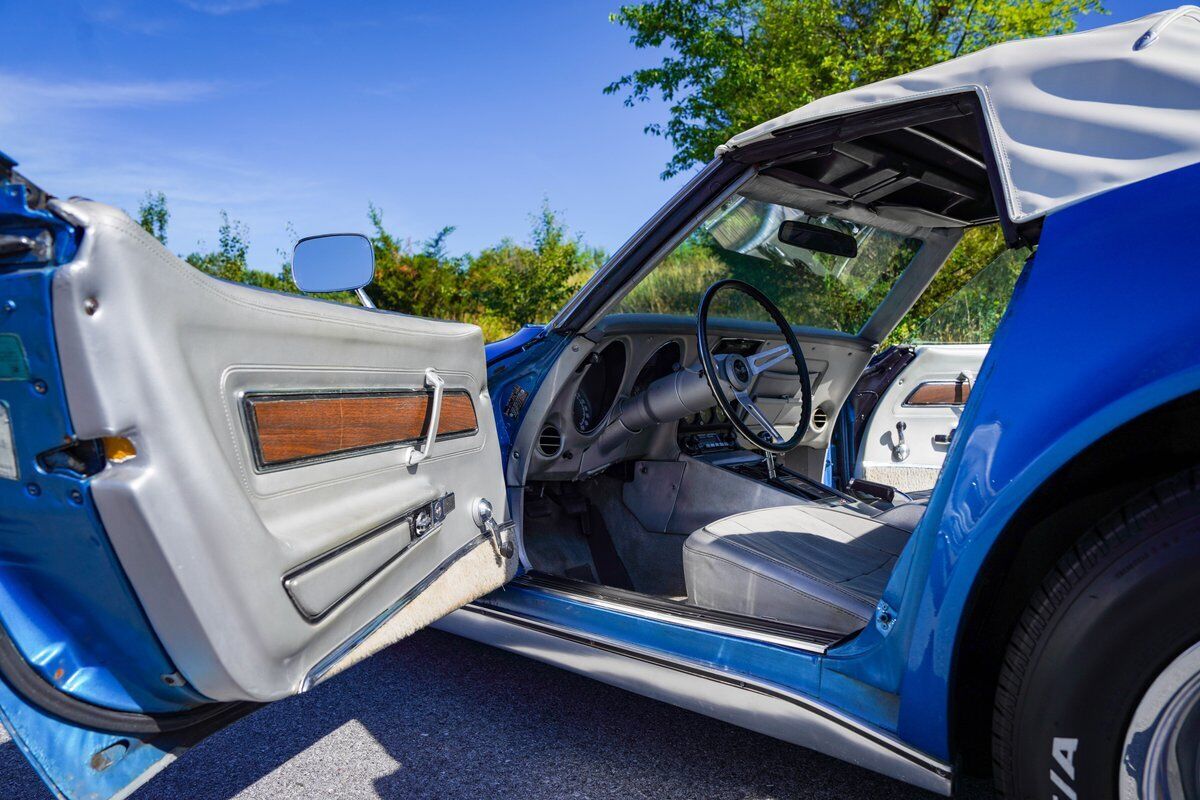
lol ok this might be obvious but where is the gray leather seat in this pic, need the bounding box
[682,501,926,633]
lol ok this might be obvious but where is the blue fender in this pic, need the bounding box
[831,162,1200,759]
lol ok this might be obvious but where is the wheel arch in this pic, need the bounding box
[946,388,1200,776]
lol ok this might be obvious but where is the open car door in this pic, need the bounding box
[0,191,515,800]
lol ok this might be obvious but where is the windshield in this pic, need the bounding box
[614,195,922,333]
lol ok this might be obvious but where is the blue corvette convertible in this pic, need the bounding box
[2,8,1200,799]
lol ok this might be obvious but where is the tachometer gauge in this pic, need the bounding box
[573,390,593,433]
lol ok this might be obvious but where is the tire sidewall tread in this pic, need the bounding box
[992,467,1200,799]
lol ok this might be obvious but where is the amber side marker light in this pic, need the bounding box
[102,437,137,463]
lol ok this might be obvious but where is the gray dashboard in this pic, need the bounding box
[514,314,875,484]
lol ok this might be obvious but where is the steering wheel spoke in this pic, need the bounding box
[733,389,786,444]
[747,342,793,377]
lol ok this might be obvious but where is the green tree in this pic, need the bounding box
[185,211,300,292]
[607,0,1103,178]
[465,201,603,334]
[887,224,1024,344]
[142,193,600,342]
[137,191,170,244]
[365,204,470,320]
[186,211,251,282]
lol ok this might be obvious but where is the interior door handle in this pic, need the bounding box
[892,420,910,461]
[407,368,444,466]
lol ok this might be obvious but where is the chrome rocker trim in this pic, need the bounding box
[437,602,953,795]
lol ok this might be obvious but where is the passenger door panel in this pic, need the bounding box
[854,344,987,492]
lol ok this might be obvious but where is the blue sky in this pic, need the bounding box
[0,0,1169,269]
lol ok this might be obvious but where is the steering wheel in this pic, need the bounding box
[696,279,813,453]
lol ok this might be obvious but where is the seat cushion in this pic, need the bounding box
[682,502,924,633]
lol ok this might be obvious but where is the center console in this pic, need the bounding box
[679,411,861,507]
[720,457,859,505]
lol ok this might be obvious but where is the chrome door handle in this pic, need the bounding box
[407,368,444,466]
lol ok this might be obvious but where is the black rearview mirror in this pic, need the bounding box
[777,220,858,258]
[292,233,375,294]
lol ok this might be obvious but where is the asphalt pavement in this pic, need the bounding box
[0,629,997,799]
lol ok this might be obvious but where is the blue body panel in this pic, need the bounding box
[870,162,1200,757]
[0,188,199,713]
[484,323,547,365]
[0,180,205,799]
[483,325,571,466]
[0,679,177,800]
[477,584,823,695]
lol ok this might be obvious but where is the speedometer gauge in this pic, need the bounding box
[573,390,593,433]
[572,340,627,434]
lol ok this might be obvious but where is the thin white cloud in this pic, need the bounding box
[83,3,175,36]
[360,80,417,98]
[0,73,220,121]
[0,70,309,265]
[179,0,289,14]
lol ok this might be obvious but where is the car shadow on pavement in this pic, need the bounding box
[0,629,998,799]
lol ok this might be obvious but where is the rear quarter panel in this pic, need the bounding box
[830,162,1200,759]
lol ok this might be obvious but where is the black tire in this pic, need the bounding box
[992,467,1200,799]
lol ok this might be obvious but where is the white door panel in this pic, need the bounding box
[49,200,514,702]
[855,344,987,493]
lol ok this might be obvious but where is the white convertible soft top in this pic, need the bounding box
[723,7,1200,223]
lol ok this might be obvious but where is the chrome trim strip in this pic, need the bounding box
[573,167,755,332]
[514,576,831,654]
[1134,5,1200,50]
[440,603,952,795]
[242,387,478,473]
[551,161,754,333]
[302,532,489,690]
[282,492,456,622]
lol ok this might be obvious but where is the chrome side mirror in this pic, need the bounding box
[292,233,375,307]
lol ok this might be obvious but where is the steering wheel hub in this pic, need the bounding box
[728,355,751,387]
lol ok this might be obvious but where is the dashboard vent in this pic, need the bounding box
[537,425,563,457]
[811,407,829,431]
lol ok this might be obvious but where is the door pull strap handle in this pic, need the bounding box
[407,368,444,466]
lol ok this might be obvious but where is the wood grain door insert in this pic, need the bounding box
[903,378,972,407]
[246,390,478,469]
